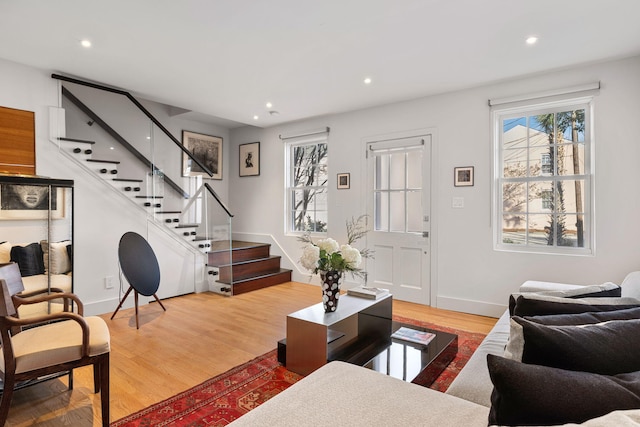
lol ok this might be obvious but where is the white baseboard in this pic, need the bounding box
[436,296,506,318]
[85,295,154,317]
[85,298,122,317]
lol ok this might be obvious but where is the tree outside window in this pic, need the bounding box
[496,100,591,253]
[288,141,328,233]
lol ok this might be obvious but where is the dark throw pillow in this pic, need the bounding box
[488,354,640,426]
[524,306,640,326]
[504,316,640,375]
[509,283,622,315]
[511,293,640,317]
[66,243,73,267]
[10,243,45,277]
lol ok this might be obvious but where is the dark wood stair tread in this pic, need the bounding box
[87,159,121,164]
[58,137,96,145]
[226,269,293,295]
[208,241,270,253]
[174,224,199,228]
[216,255,281,269]
[156,211,182,214]
[217,268,292,285]
[135,195,164,199]
[113,178,144,182]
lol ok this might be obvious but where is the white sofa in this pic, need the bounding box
[228,274,640,426]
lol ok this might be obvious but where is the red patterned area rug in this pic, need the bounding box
[394,315,487,392]
[110,318,486,426]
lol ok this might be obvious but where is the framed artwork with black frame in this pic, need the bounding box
[337,173,350,189]
[181,130,223,180]
[454,166,474,187]
[239,142,260,177]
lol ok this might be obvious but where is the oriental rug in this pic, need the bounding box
[110,317,486,427]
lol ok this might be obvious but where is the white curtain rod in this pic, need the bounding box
[279,126,330,140]
[488,82,600,107]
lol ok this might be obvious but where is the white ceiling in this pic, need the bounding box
[1,0,639,129]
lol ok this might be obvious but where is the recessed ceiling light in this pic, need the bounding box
[80,39,92,48]
[364,77,372,85]
[253,115,259,120]
[266,102,273,108]
[526,36,538,45]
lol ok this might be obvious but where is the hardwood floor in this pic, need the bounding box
[5,281,497,426]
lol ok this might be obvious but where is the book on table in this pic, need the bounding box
[347,286,390,299]
[391,327,436,346]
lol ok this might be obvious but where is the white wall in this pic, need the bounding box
[0,57,230,315]
[230,56,640,317]
[3,54,639,318]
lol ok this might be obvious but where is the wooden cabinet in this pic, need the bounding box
[0,106,36,175]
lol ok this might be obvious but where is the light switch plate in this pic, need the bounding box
[452,197,464,208]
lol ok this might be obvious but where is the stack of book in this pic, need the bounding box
[391,327,436,346]
[347,286,390,300]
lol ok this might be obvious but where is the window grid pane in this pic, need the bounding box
[498,105,590,251]
[288,141,328,233]
[373,147,422,234]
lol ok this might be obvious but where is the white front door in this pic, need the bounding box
[366,135,431,304]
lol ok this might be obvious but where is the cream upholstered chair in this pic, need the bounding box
[0,266,111,426]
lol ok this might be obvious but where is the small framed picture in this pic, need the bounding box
[239,142,260,177]
[454,167,474,187]
[337,173,350,189]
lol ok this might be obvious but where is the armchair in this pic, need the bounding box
[0,265,111,426]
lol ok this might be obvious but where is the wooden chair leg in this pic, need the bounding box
[0,374,16,425]
[100,355,110,427]
[68,369,74,390]
[93,363,100,393]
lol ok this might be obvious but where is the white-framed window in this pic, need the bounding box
[493,97,593,254]
[284,133,328,234]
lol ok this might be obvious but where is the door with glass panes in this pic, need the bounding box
[366,135,431,304]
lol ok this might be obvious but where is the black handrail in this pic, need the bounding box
[61,86,189,199]
[51,73,214,177]
[204,183,233,218]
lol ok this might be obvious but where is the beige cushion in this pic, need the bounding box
[20,273,72,293]
[17,274,73,319]
[0,241,11,263]
[40,240,71,274]
[0,316,110,374]
[621,271,640,300]
[228,361,489,427]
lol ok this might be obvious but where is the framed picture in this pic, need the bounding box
[337,173,350,189]
[182,130,222,180]
[239,142,260,177]
[454,166,474,187]
[0,184,65,219]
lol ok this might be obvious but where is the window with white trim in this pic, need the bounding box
[494,98,593,254]
[285,133,328,234]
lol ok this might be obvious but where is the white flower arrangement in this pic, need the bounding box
[298,215,371,279]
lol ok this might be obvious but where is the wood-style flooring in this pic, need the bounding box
[5,281,497,426]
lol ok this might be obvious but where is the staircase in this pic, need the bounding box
[207,241,292,295]
[56,121,292,296]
